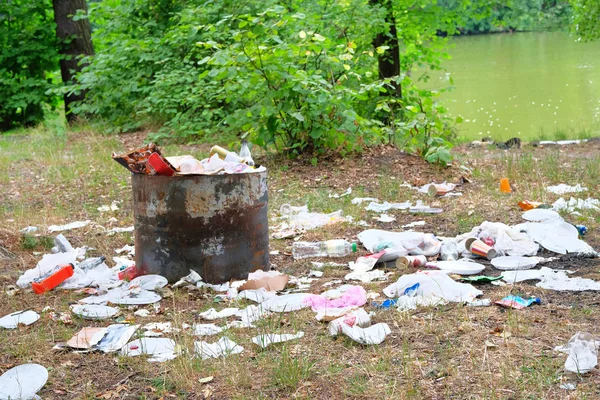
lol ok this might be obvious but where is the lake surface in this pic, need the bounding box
[430,32,600,141]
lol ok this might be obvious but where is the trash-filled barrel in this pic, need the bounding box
[131,171,269,283]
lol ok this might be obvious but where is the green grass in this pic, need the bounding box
[1,124,600,399]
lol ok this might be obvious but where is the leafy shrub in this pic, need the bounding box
[0,0,60,131]
[76,0,463,163]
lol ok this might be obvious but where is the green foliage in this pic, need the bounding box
[75,0,465,163]
[440,0,572,34]
[571,0,600,40]
[0,0,60,131]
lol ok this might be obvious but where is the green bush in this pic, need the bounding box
[0,0,60,131]
[75,0,467,163]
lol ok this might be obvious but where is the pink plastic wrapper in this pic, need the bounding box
[303,286,367,311]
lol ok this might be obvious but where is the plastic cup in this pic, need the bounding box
[500,178,511,193]
[465,238,497,260]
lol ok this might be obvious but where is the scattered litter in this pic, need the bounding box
[260,293,310,312]
[500,178,511,193]
[383,270,482,302]
[376,214,396,223]
[20,226,38,235]
[5,285,19,296]
[115,244,135,255]
[195,337,243,359]
[0,364,48,400]
[49,311,73,325]
[199,376,214,385]
[311,261,345,269]
[122,337,179,362]
[96,324,139,353]
[372,299,397,309]
[352,197,379,205]
[467,299,492,307]
[426,260,485,275]
[315,306,359,321]
[539,139,586,145]
[358,229,441,257]
[402,221,426,229]
[553,197,600,213]
[329,187,352,198]
[491,256,539,271]
[518,219,595,255]
[365,201,411,212]
[278,204,345,232]
[200,308,240,320]
[502,267,600,291]
[546,184,588,194]
[397,255,427,268]
[409,201,443,214]
[272,229,297,240]
[106,226,134,234]
[134,309,151,317]
[0,310,40,329]
[518,200,544,211]
[465,238,497,260]
[66,327,108,349]
[555,332,598,374]
[456,221,539,257]
[48,220,91,233]
[303,285,367,311]
[193,324,223,336]
[460,276,503,284]
[128,275,168,291]
[560,382,577,390]
[252,332,305,348]
[234,304,269,327]
[293,239,357,260]
[97,201,120,212]
[173,269,202,288]
[238,270,288,291]
[336,323,391,345]
[71,304,119,320]
[419,182,457,197]
[496,295,541,309]
[309,270,323,278]
[344,269,387,283]
[143,322,178,337]
[521,209,561,222]
[328,309,371,334]
[396,294,447,311]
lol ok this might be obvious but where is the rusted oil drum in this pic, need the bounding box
[132,171,269,283]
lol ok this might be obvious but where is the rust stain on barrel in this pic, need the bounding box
[132,171,269,283]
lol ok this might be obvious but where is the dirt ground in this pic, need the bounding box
[1,131,600,399]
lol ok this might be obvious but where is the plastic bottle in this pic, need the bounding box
[239,139,255,166]
[31,264,74,294]
[51,234,73,254]
[292,239,357,259]
[78,256,106,272]
[440,241,459,261]
[210,145,247,164]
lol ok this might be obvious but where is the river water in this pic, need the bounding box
[430,32,600,141]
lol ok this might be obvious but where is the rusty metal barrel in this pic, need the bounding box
[132,171,269,283]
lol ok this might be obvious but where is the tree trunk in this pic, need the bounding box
[371,0,401,98]
[52,0,94,123]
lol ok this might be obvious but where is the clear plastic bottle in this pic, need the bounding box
[78,256,106,272]
[292,239,357,260]
[239,139,255,166]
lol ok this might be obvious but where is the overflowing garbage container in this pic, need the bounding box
[114,142,269,283]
